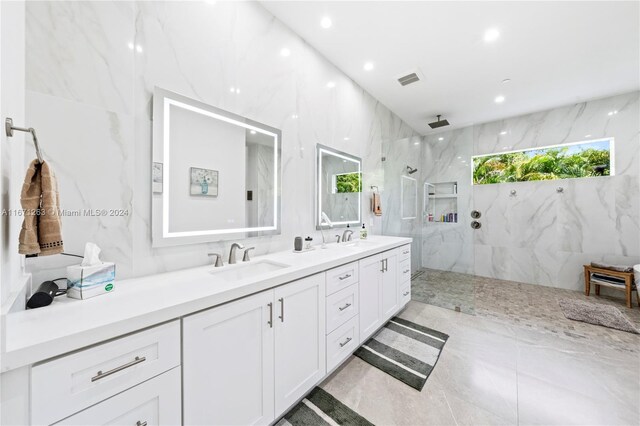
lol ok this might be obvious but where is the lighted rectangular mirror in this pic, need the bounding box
[152,87,281,246]
[316,144,362,229]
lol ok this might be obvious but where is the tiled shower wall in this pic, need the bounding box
[422,92,640,291]
[23,1,419,283]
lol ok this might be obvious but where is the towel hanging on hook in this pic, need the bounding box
[5,117,43,163]
[370,186,382,216]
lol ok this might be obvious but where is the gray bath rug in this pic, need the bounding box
[354,317,449,391]
[559,299,640,334]
[276,387,374,426]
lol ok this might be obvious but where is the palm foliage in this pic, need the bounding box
[473,145,610,185]
[336,172,362,193]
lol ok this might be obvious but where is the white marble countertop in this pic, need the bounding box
[1,236,411,372]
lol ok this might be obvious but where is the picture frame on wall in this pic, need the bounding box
[190,167,219,197]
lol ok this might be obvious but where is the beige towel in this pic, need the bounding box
[372,193,382,216]
[18,160,64,256]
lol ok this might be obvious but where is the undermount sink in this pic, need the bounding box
[209,260,290,281]
[341,240,377,248]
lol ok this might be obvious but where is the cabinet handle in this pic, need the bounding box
[380,259,385,273]
[403,291,410,296]
[384,258,388,272]
[136,422,147,426]
[267,302,273,328]
[338,273,351,281]
[338,302,352,311]
[403,269,410,274]
[91,356,146,382]
[278,298,284,322]
[339,337,353,347]
[403,250,409,255]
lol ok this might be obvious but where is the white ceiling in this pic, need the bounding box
[262,1,640,135]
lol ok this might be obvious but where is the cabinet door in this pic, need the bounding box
[56,367,181,426]
[359,254,383,342]
[274,274,326,416]
[381,250,399,320]
[183,291,275,426]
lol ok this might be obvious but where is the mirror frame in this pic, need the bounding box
[315,144,362,230]
[152,87,282,247]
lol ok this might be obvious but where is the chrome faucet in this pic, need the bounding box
[229,243,245,264]
[208,253,224,267]
[335,235,341,244]
[342,230,354,242]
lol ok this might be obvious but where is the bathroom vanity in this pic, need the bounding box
[1,236,411,425]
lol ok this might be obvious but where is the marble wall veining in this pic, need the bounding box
[421,92,640,291]
[23,1,418,283]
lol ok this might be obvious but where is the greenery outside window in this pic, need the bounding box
[472,139,613,185]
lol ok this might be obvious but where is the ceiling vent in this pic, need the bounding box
[397,72,421,86]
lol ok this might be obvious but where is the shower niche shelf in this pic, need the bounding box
[424,181,458,224]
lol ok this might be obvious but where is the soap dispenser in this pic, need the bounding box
[360,223,368,240]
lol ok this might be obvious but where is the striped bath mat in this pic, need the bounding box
[354,317,449,390]
[276,387,373,426]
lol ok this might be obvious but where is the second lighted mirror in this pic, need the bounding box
[316,144,362,229]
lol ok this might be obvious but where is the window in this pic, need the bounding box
[472,139,613,185]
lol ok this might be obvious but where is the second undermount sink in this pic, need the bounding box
[209,260,290,281]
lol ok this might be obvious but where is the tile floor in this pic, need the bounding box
[318,271,640,425]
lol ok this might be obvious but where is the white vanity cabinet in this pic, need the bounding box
[182,274,325,425]
[358,245,411,343]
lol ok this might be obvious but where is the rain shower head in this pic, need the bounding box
[428,115,450,129]
[406,166,418,175]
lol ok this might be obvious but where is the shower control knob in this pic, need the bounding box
[470,210,481,219]
[470,221,481,229]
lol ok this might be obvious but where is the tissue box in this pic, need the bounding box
[66,262,116,300]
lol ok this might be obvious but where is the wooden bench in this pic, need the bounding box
[583,265,638,309]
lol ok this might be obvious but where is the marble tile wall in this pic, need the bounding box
[421,92,640,291]
[23,1,418,283]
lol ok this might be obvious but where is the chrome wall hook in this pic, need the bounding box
[556,187,564,193]
[5,117,43,163]
[510,189,517,196]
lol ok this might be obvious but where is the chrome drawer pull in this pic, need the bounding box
[268,302,273,328]
[91,356,146,382]
[338,273,352,281]
[278,298,285,322]
[136,422,147,426]
[339,337,353,347]
[338,302,352,311]
[403,291,410,296]
[403,269,410,274]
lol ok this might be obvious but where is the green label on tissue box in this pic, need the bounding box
[105,283,114,291]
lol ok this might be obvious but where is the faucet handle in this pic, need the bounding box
[243,247,255,262]
[335,235,341,244]
[208,253,224,267]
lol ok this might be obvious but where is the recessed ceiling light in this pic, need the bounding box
[135,45,143,53]
[457,156,462,159]
[235,88,240,94]
[250,130,256,135]
[484,28,500,43]
[495,95,505,103]
[500,130,508,135]
[414,142,420,145]
[438,137,444,141]
[291,114,298,119]
[326,81,336,88]
[280,48,291,57]
[320,16,332,29]
[229,87,235,92]
[363,62,374,71]
[502,78,511,84]
[607,110,618,116]
[127,42,134,50]
[585,134,592,138]
[344,137,350,141]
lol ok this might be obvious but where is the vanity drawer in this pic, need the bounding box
[326,316,359,373]
[398,258,411,283]
[398,244,411,262]
[326,283,359,333]
[55,367,181,426]
[400,281,411,306]
[326,261,359,296]
[32,321,181,426]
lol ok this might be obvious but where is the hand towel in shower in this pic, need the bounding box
[18,159,64,256]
